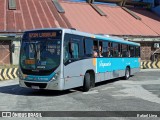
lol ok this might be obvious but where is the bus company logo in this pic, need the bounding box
[99,60,111,67]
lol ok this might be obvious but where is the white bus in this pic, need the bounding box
[19,28,140,91]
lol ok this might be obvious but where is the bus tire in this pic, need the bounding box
[124,67,130,80]
[83,73,91,92]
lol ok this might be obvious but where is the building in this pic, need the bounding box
[0,0,160,65]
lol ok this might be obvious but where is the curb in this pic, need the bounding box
[0,68,19,80]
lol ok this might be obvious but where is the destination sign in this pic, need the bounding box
[25,59,35,64]
[29,32,57,38]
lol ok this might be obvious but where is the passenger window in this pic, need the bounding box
[93,40,98,57]
[99,41,103,57]
[113,43,118,57]
[84,38,93,57]
[108,42,113,57]
[118,44,122,57]
[135,46,140,57]
[102,41,108,57]
[129,46,135,57]
[122,44,128,57]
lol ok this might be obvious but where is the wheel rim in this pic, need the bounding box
[126,69,129,78]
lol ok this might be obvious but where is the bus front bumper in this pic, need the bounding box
[19,79,63,90]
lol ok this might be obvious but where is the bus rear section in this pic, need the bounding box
[19,29,65,90]
[62,33,140,91]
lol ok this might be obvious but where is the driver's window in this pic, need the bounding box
[69,42,79,59]
[64,34,82,63]
[64,41,79,61]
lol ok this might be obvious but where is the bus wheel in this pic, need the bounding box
[124,67,130,80]
[83,73,91,92]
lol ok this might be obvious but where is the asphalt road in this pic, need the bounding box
[0,70,160,120]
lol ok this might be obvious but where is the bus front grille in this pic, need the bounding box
[24,82,47,89]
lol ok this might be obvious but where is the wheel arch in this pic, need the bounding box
[126,65,131,73]
[84,69,95,87]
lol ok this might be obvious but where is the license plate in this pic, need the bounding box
[31,86,40,89]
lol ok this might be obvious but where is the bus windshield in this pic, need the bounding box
[20,30,62,75]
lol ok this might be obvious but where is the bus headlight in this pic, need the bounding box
[51,71,60,81]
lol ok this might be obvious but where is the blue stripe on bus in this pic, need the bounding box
[96,58,139,73]
[24,72,55,82]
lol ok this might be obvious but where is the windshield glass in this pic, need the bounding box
[20,30,62,75]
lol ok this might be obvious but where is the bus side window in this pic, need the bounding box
[63,41,70,61]
[108,42,113,57]
[135,46,140,57]
[92,40,98,57]
[99,41,103,57]
[64,33,82,61]
[69,42,79,59]
[113,42,119,57]
[118,44,122,57]
[102,41,108,57]
[84,38,93,57]
[122,44,128,57]
[129,46,135,57]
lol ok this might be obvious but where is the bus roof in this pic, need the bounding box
[67,28,140,46]
[24,28,140,46]
[94,34,140,46]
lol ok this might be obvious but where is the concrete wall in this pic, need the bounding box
[140,42,152,60]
